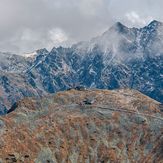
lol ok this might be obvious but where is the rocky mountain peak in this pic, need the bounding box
[0,21,162,114]
[147,20,163,28]
[36,48,49,55]
[101,21,129,37]
[111,21,128,32]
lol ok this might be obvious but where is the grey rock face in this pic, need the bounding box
[0,20,162,113]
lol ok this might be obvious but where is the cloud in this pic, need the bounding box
[78,0,106,16]
[0,0,162,54]
[48,28,68,46]
[125,11,153,26]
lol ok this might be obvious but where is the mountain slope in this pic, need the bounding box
[0,20,162,114]
[0,89,162,162]
[26,20,162,101]
[0,52,31,73]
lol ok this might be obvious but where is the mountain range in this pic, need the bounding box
[0,20,162,114]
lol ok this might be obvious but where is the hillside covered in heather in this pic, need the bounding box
[0,89,162,162]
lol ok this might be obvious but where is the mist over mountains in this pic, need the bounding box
[0,20,162,114]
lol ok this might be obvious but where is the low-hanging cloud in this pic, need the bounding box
[0,0,162,54]
[125,11,153,26]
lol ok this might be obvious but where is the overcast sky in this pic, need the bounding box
[0,0,162,54]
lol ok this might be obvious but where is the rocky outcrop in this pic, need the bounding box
[0,89,162,162]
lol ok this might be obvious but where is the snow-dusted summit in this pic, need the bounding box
[0,20,162,114]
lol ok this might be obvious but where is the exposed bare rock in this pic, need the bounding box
[0,21,163,114]
[0,89,162,162]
